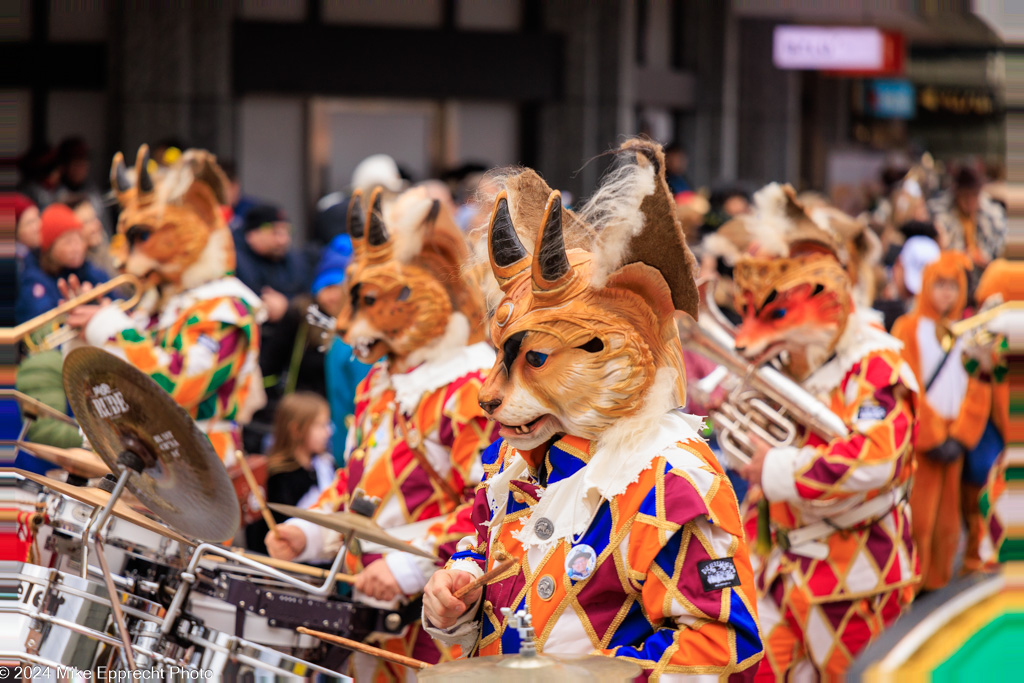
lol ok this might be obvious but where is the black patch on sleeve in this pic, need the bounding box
[697,558,741,592]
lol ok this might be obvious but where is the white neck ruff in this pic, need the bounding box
[802,307,902,397]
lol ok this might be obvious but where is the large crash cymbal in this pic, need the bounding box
[10,468,194,547]
[62,346,239,542]
[417,653,641,682]
[268,503,438,561]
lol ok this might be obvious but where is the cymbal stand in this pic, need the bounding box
[77,450,146,671]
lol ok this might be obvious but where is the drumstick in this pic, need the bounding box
[297,627,431,670]
[453,556,516,600]
[236,450,279,539]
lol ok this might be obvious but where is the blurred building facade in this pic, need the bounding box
[3,0,1008,236]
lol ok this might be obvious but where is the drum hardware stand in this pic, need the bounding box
[76,448,148,671]
[161,491,381,636]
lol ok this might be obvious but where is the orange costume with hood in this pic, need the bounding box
[893,253,1007,585]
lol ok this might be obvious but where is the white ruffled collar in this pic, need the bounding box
[485,409,705,553]
[802,307,902,397]
[388,341,496,414]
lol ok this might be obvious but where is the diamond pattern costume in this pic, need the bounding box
[749,339,919,678]
[278,186,496,682]
[422,140,762,681]
[436,427,762,681]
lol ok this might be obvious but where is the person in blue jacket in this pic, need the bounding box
[17,203,110,324]
[311,234,371,465]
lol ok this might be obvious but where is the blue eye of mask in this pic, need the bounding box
[525,351,548,368]
[770,308,787,320]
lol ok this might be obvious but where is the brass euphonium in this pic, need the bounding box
[1,274,144,351]
[678,285,849,467]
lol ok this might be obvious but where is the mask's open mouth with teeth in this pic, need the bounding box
[498,414,551,440]
[352,338,387,360]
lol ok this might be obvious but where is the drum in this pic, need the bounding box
[161,618,350,681]
[1,562,164,671]
[1,470,45,563]
[187,561,418,652]
[34,482,187,579]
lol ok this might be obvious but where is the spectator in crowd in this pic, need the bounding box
[220,160,260,232]
[234,203,311,320]
[55,137,109,235]
[930,166,1007,269]
[16,204,110,324]
[244,392,337,555]
[873,234,940,331]
[664,142,692,195]
[15,348,84,475]
[10,194,41,257]
[65,194,114,275]
[312,153,407,245]
[17,143,60,208]
[310,234,371,464]
[235,203,316,451]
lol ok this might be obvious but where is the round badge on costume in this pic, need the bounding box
[534,517,554,540]
[565,544,597,581]
[536,575,556,600]
[33,283,46,298]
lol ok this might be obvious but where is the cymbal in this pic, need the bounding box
[12,441,110,479]
[62,346,239,542]
[418,653,641,682]
[269,503,438,561]
[9,467,194,547]
[0,389,78,425]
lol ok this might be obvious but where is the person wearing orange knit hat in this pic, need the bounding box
[16,203,110,324]
[892,251,995,591]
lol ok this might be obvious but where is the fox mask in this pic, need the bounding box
[109,145,233,292]
[478,184,690,450]
[733,254,852,380]
[340,187,485,368]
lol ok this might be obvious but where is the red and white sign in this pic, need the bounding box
[774,26,901,73]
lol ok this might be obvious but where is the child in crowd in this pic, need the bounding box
[892,251,996,592]
[245,392,337,555]
[16,203,110,323]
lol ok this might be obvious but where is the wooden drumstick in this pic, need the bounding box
[236,450,279,539]
[297,627,431,670]
[453,556,516,600]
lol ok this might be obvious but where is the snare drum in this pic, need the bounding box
[37,485,186,578]
[0,562,164,671]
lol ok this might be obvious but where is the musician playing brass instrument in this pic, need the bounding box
[58,146,266,464]
[727,185,920,679]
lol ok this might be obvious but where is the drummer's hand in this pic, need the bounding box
[354,558,401,602]
[423,569,479,630]
[265,524,306,561]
